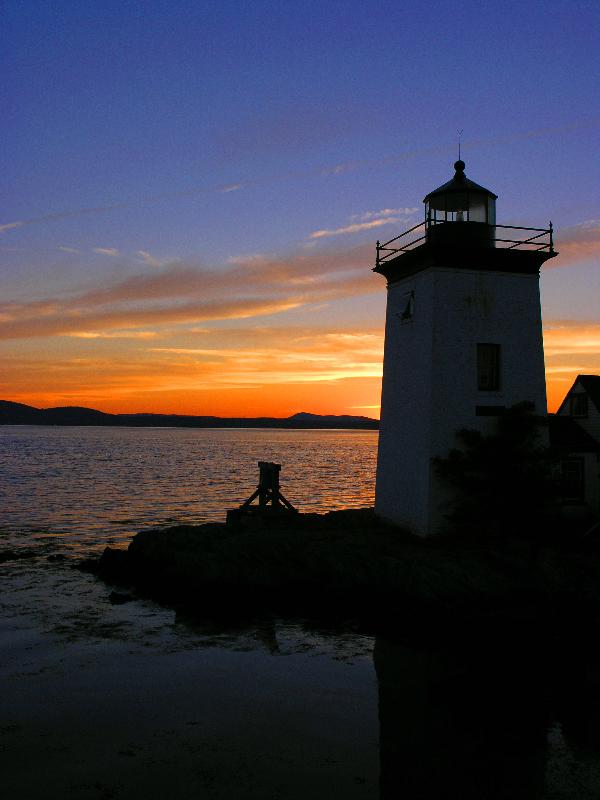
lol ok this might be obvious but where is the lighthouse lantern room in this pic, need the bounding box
[374,160,556,536]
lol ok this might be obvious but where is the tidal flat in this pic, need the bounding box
[1,544,378,799]
[4,426,600,798]
[6,535,600,799]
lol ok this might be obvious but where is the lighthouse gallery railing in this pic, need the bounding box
[376,221,555,267]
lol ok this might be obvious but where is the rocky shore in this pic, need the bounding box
[84,509,600,644]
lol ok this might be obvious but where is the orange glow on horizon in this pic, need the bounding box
[4,377,383,419]
[0,324,386,417]
[3,366,587,418]
[546,381,567,414]
[543,321,600,412]
[2,320,598,419]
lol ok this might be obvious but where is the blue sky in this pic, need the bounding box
[1,0,599,413]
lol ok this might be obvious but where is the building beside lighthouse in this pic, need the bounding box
[374,160,556,535]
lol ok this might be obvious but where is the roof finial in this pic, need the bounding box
[457,129,463,161]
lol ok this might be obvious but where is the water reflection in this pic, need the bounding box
[374,635,600,800]
[5,541,600,798]
[171,610,600,799]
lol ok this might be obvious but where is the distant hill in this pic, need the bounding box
[0,401,379,429]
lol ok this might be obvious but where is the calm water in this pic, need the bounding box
[0,425,377,552]
[2,426,600,798]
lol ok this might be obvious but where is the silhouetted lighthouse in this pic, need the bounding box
[374,160,556,535]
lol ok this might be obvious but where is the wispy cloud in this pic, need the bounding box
[353,208,418,222]
[0,181,244,237]
[0,221,24,233]
[309,217,404,239]
[218,183,244,193]
[226,253,266,265]
[146,326,384,387]
[93,247,119,257]
[1,120,598,238]
[0,241,380,340]
[58,246,80,254]
[545,364,594,374]
[0,203,130,234]
[310,207,418,240]
[543,319,600,355]
[137,250,162,267]
[67,330,158,340]
[0,297,306,340]
[550,220,600,267]
[320,162,357,176]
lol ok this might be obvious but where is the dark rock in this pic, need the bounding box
[97,546,129,576]
[108,591,133,605]
[76,557,100,573]
[0,549,37,563]
[80,509,600,640]
[77,547,129,578]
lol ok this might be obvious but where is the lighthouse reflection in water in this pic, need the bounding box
[374,634,600,799]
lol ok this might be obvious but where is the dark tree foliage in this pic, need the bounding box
[433,402,557,537]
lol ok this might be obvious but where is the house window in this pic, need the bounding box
[570,394,588,418]
[560,458,585,502]
[477,343,501,391]
[475,405,505,416]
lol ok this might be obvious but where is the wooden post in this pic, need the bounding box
[239,461,296,512]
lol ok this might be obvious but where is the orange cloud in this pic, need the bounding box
[0,243,380,340]
[547,220,600,267]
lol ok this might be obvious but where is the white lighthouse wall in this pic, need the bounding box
[375,269,436,532]
[376,266,547,535]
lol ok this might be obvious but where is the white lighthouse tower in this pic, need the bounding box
[374,160,556,535]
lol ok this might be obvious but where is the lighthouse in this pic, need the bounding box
[374,160,556,535]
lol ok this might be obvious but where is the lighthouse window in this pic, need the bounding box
[477,343,501,391]
[400,291,414,322]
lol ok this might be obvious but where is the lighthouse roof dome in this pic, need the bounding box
[423,160,498,204]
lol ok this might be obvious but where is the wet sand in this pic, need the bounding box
[1,548,378,800]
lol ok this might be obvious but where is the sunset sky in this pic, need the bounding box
[2,0,599,417]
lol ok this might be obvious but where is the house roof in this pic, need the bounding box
[556,374,600,416]
[577,375,600,410]
[549,415,600,453]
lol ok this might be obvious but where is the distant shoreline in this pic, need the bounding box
[1,423,379,431]
[0,400,379,430]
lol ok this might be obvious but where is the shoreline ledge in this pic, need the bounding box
[84,508,600,639]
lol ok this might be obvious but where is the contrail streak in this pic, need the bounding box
[2,117,598,235]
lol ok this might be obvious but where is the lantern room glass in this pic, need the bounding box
[426,195,495,225]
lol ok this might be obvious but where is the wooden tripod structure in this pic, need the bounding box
[239,461,296,512]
